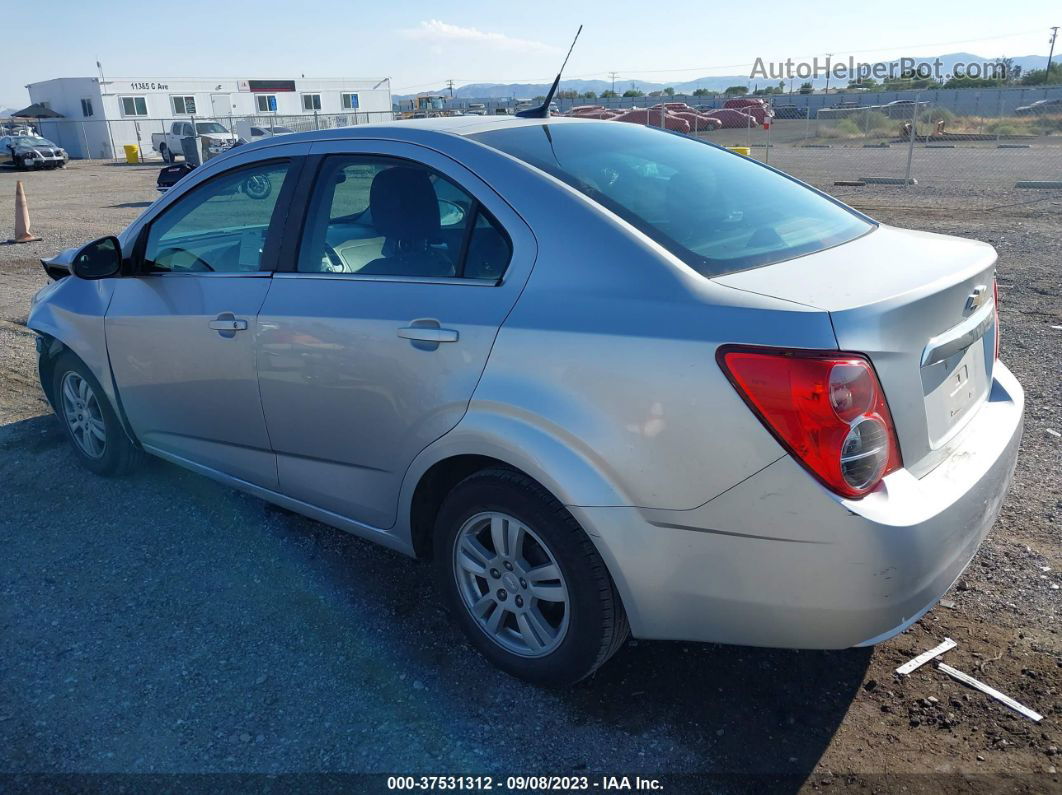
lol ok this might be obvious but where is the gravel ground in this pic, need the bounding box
[0,160,1060,791]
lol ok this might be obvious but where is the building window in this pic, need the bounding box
[171,95,197,115]
[81,98,94,117]
[302,93,322,111]
[256,94,278,112]
[120,96,148,116]
[341,93,360,110]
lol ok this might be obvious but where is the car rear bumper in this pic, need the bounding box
[572,362,1023,649]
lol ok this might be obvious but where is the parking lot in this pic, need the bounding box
[1,157,1060,787]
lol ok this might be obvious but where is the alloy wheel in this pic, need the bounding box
[60,371,107,459]
[453,511,570,657]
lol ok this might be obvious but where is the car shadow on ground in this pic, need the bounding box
[2,414,871,783]
[107,201,154,209]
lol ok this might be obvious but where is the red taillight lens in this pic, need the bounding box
[993,278,1000,360]
[718,347,902,498]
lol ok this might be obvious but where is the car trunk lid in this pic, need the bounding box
[714,224,998,477]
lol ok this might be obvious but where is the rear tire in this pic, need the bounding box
[160,145,173,163]
[51,352,143,476]
[435,468,629,685]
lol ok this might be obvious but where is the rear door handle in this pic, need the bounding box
[397,326,459,343]
[209,313,248,334]
[209,319,248,331]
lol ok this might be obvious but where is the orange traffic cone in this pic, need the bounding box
[8,180,42,244]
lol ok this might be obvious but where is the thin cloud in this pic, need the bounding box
[400,20,558,55]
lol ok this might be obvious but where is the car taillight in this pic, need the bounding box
[718,347,902,499]
[993,278,1000,360]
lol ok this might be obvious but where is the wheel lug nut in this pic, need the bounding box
[503,561,514,571]
[497,589,507,600]
[519,578,527,588]
[490,568,500,579]
[515,596,524,608]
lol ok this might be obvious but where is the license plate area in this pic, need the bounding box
[921,336,990,448]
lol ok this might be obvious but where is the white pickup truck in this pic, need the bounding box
[150,121,239,162]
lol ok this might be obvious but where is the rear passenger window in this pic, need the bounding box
[298,155,511,280]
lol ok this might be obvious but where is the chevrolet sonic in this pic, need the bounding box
[29,117,1023,684]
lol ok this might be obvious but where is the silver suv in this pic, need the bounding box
[30,117,1023,684]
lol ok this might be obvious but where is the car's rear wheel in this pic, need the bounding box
[52,353,143,476]
[435,468,629,685]
[160,145,173,163]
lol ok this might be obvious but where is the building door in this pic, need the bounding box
[211,93,232,120]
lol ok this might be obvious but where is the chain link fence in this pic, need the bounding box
[5,93,1061,196]
[553,90,1062,197]
[1,111,396,163]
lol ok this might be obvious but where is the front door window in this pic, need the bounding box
[144,162,292,273]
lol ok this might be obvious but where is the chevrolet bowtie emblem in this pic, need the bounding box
[964,284,988,315]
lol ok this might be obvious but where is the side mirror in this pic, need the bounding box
[71,236,122,280]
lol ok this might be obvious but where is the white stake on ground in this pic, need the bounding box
[895,638,957,676]
[938,663,1043,722]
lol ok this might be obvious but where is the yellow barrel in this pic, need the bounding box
[727,146,751,156]
[123,144,139,164]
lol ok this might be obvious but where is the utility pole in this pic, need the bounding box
[446,79,454,98]
[823,53,834,95]
[609,71,618,95]
[1047,27,1059,85]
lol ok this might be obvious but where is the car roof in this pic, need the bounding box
[230,115,598,155]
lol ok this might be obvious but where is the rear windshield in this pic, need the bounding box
[471,122,872,276]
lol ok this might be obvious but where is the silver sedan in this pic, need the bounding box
[29,117,1023,685]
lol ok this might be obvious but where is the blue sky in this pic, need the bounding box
[2,0,1058,107]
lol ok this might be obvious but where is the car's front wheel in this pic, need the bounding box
[52,353,143,476]
[435,469,629,685]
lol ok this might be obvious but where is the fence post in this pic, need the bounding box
[904,92,919,186]
[995,91,1004,143]
[314,111,320,130]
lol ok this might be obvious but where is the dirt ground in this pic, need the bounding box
[0,159,1060,792]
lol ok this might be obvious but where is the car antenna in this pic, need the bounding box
[516,25,583,119]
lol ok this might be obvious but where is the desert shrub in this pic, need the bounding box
[819,117,863,138]
[920,107,956,124]
[984,121,1023,136]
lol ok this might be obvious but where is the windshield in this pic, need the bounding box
[13,136,55,147]
[195,123,228,134]
[471,122,872,276]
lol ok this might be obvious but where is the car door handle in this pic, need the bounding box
[397,326,458,343]
[209,317,248,331]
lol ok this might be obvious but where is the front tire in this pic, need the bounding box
[435,469,629,685]
[52,353,143,476]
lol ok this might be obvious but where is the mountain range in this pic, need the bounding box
[395,52,1052,100]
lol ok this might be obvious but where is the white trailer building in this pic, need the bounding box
[24,76,392,159]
